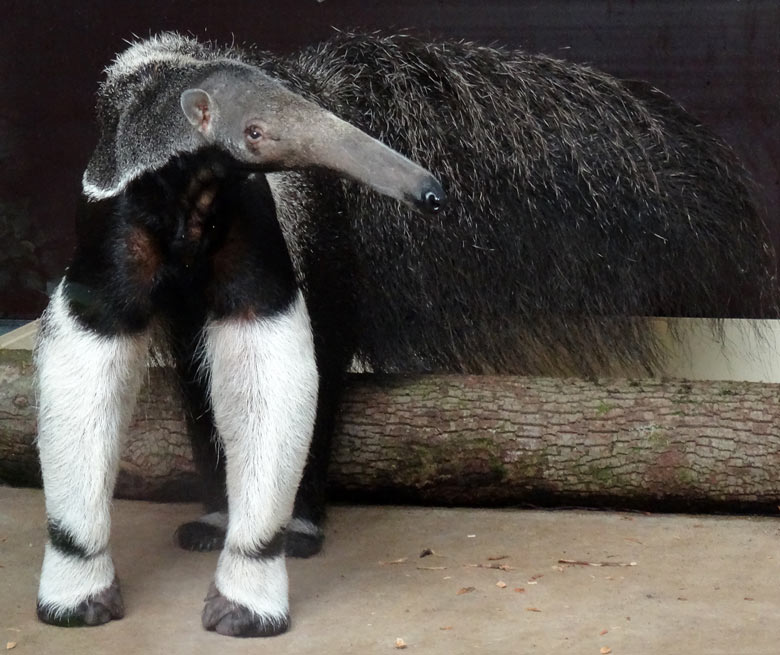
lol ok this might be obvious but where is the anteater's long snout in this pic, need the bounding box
[298,108,447,215]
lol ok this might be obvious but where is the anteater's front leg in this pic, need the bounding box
[200,291,318,637]
[35,282,150,626]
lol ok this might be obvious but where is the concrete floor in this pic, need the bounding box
[2,486,780,654]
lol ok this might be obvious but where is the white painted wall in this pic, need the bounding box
[0,320,39,350]
[651,318,780,383]
[2,318,779,383]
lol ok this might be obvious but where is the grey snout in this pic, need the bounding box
[288,105,446,215]
[412,178,446,215]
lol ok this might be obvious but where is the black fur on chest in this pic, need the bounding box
[65,147,298,336]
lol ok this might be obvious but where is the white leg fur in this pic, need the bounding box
[38,546,116,611]
[287,517,323,538]
[213,554,290,624]
[203,290,318,620]
[198,511,229,530]
[35,282,149,615]
[196,512,321,543]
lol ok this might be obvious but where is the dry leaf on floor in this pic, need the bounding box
[394,637,407,649]
[599,629,608,636]
[6,644,17,651]
[379,558,408,565]
[456,586,476,595]
[496,581,507,588]
[466,563,516,571]
[440,626,453,631]
[525,607,541,612]
[487,555,508,561]
[416,566,447,571]
[600,648,612,654]
[559,559,637,568]
[513,587,525,593]
[420,549,446,558]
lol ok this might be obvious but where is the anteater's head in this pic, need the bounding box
[180,65,445,215]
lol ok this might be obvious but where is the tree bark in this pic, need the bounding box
[3,349,780,510]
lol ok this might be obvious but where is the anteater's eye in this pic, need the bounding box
[245,125,263,142]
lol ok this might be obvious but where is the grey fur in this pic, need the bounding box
[92,31,776,375]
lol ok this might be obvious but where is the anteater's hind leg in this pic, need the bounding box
[286,359,346,558]
[171,322,228,553]
[176,330,346,561]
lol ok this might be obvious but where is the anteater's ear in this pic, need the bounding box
[180,89,215,134]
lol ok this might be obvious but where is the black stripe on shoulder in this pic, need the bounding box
[47,519,95,560]
[233,529,287,560]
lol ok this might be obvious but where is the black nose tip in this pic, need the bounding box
[419,179,445,214]
[423,190,443,213]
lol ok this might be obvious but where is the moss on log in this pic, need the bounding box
[2,349,780,510]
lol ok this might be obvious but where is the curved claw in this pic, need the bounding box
[202,582,290,638]
[37,576,124,627]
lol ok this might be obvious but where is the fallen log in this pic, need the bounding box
[2,348,780,510]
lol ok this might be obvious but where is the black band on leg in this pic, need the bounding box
[232,529,287,560]
[47,519,101,560]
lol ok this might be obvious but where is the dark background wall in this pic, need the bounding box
[1,0,778,318]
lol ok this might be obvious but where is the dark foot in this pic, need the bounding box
[175,521,226,552]
[202,583,289,637]
[285,527,324,558]
[37,576,124,627]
